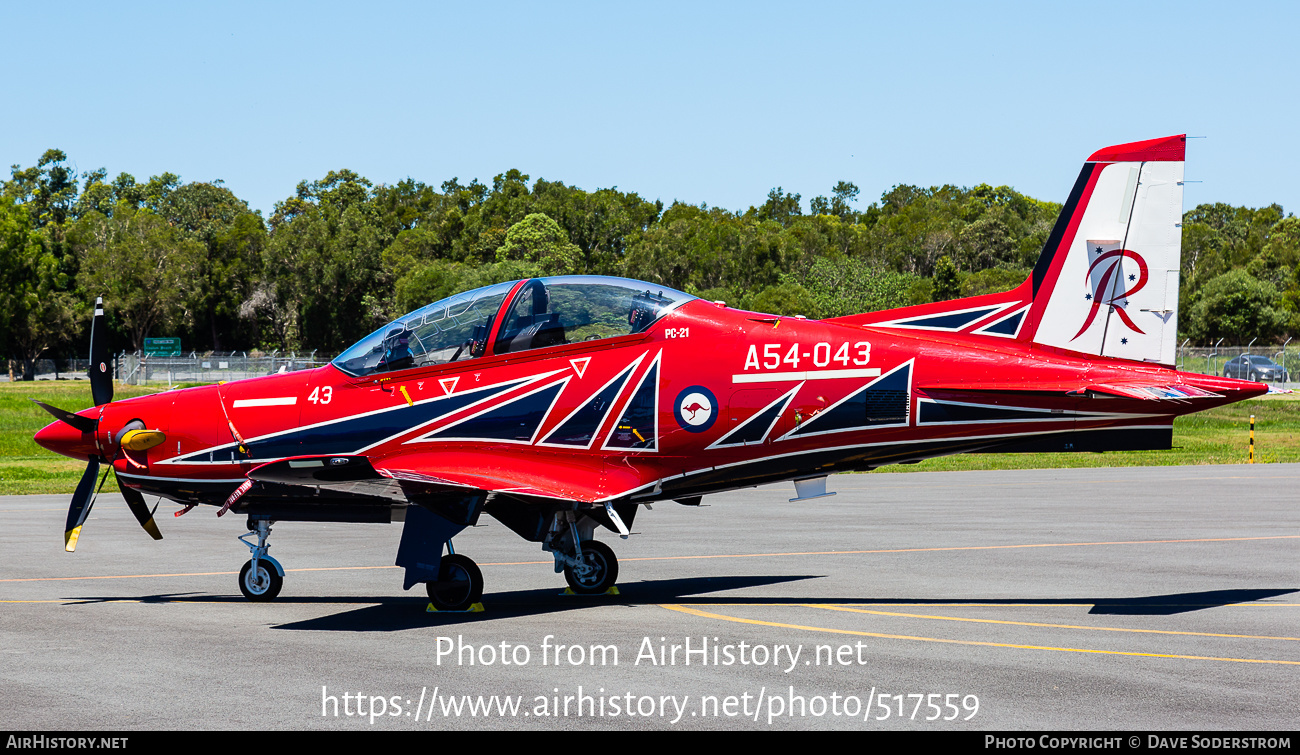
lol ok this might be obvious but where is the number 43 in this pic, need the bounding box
[308,386,333,404]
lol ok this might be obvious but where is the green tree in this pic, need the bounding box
[1184,268,1288,344]
[261,170,390,352]
[73,204,205,352]
[750,188,803,227]
[749,281,817,317]
[932,255,961,301]
[0,196,76,378]
[793,257,918,318]
[495,213,580,276]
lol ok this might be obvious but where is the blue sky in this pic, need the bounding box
[3,1,1296,217]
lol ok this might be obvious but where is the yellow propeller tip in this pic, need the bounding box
[64,526,81,552]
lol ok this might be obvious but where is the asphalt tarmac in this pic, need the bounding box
[1,464,1296,731]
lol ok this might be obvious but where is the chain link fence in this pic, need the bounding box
[1177,341,1297,388]
[5,352,333,384]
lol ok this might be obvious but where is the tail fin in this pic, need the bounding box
[1021,135,1186,364]
[826,135,1186,366]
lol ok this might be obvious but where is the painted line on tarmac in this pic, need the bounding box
[805,604,1300,641]
[610,535,1300,562]
[833,474,1300,491]
[4,534,1297,583]
[660,604,1300,666]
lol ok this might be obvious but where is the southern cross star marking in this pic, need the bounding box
[1121,338,1129,345]
[1085,293,1092,300]
[1129,274,1136,281]
[1095,246,1103,254]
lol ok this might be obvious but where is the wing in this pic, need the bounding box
[246,450,610,504]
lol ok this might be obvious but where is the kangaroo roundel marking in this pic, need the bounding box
[674,386,717,433]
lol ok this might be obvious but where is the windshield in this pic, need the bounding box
[332,276,696,377]
[495,276,694,355]
[332,280,516,377]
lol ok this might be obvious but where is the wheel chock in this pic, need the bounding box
[427,602,485,613]
[559,586,620,597]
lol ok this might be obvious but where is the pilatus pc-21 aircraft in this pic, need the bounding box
[34,135,1265,610]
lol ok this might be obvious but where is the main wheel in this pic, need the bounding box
[564,540,618,594]
[239,559,283,602]
[426,554,483,611]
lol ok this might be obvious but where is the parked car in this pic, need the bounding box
[1223,355,1288,382]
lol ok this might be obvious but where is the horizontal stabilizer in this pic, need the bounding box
[918,380,1221,400]
[920,372,1266,403]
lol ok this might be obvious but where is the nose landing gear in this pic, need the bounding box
[237,519,284,602]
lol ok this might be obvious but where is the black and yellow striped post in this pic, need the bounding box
[1249,414,1255,463]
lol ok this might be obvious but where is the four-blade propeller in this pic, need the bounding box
[32,297,165,551]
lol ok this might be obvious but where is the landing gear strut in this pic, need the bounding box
[237,519,284,602]
[544,510,619,595]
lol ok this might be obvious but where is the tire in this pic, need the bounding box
[564,540,619,594]
[426,554,483,611]
[1250,371,1259,382]
[239,559,283,602]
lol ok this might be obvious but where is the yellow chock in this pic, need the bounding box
[560,586,620,597]
[426,602,485,613]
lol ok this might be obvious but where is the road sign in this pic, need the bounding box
[143,338,180,357]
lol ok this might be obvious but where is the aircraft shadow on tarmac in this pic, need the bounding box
[1084,588,1297,615]
[60,582,1296,631]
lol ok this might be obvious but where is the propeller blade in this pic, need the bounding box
[64,458,102,552]
[31,400,96,434]
[117,477,163,541]
[89,296,113,407]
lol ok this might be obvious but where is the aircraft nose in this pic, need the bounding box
[34,420,98,461]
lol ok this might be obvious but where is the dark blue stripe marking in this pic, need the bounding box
[181,379,529,462]
[1033,163,1096,297]
[895,306,1002,330]
[919,400,1086,424]
[543,364,636,446]
[606,361,658,450]
[791,363,910,436]
[427,381,566,442]
[982,309,1025,336]
[715,391,792,446]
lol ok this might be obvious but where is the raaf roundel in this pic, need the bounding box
[33,135,1266,609]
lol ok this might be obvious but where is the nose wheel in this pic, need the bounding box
[239,558,283,601]
[564,540,618,594]
[426,553,484,611]
[236,518,284,602]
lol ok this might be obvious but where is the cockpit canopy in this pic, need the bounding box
[332,276,695,378]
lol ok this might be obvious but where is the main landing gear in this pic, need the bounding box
[544,510,619,595]
[230,508,621,607]
[237,519,284,602]
[425,544,485,612]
